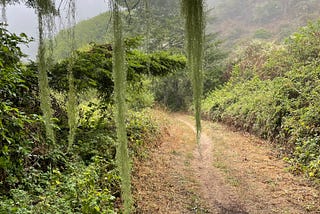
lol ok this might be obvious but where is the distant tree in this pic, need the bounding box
[49,40,186,102]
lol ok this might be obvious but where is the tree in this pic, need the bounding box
[49,41,186,102]
[1,1,207,212]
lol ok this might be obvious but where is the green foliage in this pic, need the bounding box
[52,12,112,61]
[286,20,320,65]
[0,158,118,214]
[125,0,184,52]
[288,137,320,178]
[152,69,192,111]
[0,24,41,193]
[127,77,155,110]
[77,102,160,162]
[49,40,186,103]
[254,29,272,39]
[52,0,184,60]
[0,83,161,213]
[152,33,226,111]
[0,25,162,212]
[203,33,228,95]
[203,20,320,179]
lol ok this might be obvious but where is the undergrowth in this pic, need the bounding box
[0,25,161,212]
[203,20,320,180]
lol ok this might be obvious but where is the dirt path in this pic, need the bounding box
[132,112,320,213]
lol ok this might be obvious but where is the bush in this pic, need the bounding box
[203,20,320,179]
[254,29,272,39]
[152,69,192,111]
[0,24,43,193]
[0,157,118,214]
[0,25,162,212]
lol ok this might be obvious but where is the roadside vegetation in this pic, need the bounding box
[203,20,320,180]
[1,0,320,212]
[0,23,182,213]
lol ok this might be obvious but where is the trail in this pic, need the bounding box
[133,111,320,213]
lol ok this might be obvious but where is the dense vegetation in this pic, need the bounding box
[2,0,320,212]
[0,0,196,212]
[203,20,320,179]
[0,22,183,212]
[51,0,226,112]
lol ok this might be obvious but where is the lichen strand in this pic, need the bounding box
[67,0,78,151]
[113,1,132,213]
[37,10,55,143]
[182,0,204,144]
[1,0,6,23]
[144,0,151,73]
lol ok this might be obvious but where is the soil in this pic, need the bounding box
[132,111,320,213]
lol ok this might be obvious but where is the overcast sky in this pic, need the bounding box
[3,0,108,59]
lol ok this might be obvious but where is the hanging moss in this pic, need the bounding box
[144,0,151,74]
[35,0,56,15]
[37,8,55,144]
[181,0,205,144]
[112,1,132,213]
[1,0,6,23]
[66,0,78,151]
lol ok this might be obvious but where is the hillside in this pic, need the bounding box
[52,12,112,60]
[207,0,320,48]
[52,0,320,59]
[203,20,320,180]
[52,0,183,61]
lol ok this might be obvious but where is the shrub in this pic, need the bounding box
[203,20,320,179]
[254,29,272,39]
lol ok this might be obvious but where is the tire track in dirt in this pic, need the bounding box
[177,116,248,214]
[133,111,320,213]
[177,115,319,214]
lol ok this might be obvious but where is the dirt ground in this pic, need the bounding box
[132,111,320,213]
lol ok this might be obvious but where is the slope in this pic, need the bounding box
[52,12,112,61]
[207,0,320,48]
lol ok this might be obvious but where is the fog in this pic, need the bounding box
[3,0,108,59]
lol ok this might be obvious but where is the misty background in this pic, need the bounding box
[3,0,319,60]
[3,0,108,59]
